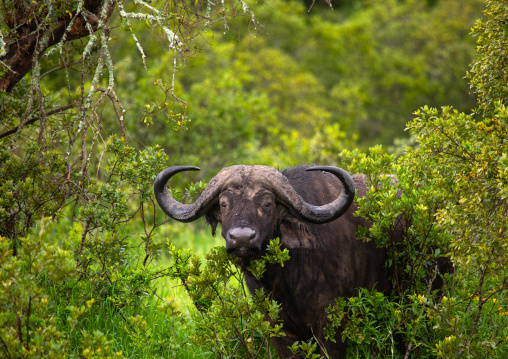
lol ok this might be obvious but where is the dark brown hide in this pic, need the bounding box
[155,165,391,358]
[241,167,389,358]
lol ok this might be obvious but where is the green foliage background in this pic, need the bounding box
[102,0,482,175]
[2,0,508,357]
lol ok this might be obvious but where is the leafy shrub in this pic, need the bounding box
[165,238,290,358]
[1,0,503,358]
[320,2,508,357]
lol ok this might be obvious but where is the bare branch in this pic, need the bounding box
[0,101,81,140]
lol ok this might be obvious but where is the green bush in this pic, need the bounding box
[320,1,508,357]
[166,239,290,358]
[2,0,504,358]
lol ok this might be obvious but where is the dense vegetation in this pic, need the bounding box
[2,0,508,358]
[105,0,482,175]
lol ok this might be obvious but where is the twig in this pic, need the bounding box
[15,312,22,344]
[0,101,81,140]
[25,296,31,350]
[403,264,439,359]
[0,59,18,74]
[77,219,90,260]
[40,60,81,79]
[0,333,13,359]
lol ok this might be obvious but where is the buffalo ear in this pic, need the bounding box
[279,216,319,249]
[205,204,221,236]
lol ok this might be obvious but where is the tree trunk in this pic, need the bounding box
[0,0,115,92]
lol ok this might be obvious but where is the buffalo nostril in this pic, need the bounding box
[228,227,257,244]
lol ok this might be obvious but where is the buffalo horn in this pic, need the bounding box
[154,166,222,222]
[271,166,355,224]
[154,165,355,225]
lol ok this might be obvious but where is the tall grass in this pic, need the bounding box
[69,291,212,358]
[53,219,225,358]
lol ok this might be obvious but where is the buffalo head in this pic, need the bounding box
[154,165,355,257]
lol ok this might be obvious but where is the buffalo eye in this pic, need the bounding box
[219,196,231,214]
[259,196,274,213]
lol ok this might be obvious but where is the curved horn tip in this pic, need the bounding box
[165,165,201,173]
[305,165,351,179]
[305,165,355,193]
[154,166,201,193]
[305,165,346,172]
[156,165,200,180]
[153,166,207,222]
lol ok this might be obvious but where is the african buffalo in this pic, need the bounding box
[154,165,395,358]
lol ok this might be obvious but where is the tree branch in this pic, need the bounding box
[0,101,81,140]
[0,1,115,92]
